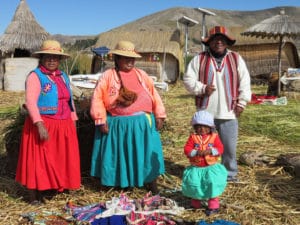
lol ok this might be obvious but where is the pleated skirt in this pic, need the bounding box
[182,163,227,199]
[90,113,165,188]
[15,116,81,191]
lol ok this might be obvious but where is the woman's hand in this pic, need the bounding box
[155,118,164,131]
[35,121,49,141]
[99,123,109,134]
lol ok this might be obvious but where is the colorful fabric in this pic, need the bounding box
[65,202,106,222]
[90,113,165,187]
[183,50,251,120]
[92,215,127,225]
[24,72,78,123]
[184,133,223,167]
[110,69,153,115]
[34,68,74,114]
[182,163,227,199]
[90,68,166,125]
[15,116,81,191]
[197,51,239,110]
[198,219,240,225]
[21,211,73,225]
[126,211,176,225]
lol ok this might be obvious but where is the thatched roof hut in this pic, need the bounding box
[228,27,300,80]
[0,0,50,91]
[93,30,183,82]
[0,0,49,57]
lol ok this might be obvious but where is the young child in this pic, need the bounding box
[182,110,227,216]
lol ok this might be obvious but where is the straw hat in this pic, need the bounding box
[202,26,236,46]
[109,41,141,58]
[32,40,70,58]
[191,110,215,128]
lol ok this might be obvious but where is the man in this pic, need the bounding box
[183,26,252,182]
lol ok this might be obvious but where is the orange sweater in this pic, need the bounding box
[90,68,166,125]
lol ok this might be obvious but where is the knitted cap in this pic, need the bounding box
[191,110,215,127]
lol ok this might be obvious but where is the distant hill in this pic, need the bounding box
[50,34,97,45]
[55,6,300,52]
[110,6,300,53]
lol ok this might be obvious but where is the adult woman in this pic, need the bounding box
[15,40,81,203]
[90,40,166,192]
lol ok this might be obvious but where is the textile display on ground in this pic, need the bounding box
[250,94,287,105]
[20,192,241,224]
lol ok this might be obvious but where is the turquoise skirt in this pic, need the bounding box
[90,113,165,188]
[182,164,227,199]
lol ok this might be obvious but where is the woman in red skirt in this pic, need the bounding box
[15,40,81,204]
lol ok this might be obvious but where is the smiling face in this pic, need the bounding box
[194,124,211,135]
[116,55,136,72]
[208,34,228,55]
[41,54,61,71]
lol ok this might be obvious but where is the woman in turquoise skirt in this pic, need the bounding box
[90,41,166,192]
[182,110,227,216]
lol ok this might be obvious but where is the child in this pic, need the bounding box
[182,110,227,216]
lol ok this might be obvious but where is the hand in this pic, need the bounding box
[35,121,49,141]
[155,118,164,131]
[205,85,216,96]
[99,123,109,134]
[234,106,244,118]
[197,149,211,156]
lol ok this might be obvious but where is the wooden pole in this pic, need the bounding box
[277,36,283,96]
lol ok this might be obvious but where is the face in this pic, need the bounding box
[116,55,135,72]
[41,54,61,71]
[194,124,211,135]
[208,34,228,55]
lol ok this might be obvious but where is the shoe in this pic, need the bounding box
[191,199,201,209]
[205,208,219,216]
[30,200,43,206]
[227,176,239,182]
[145,180,159,194]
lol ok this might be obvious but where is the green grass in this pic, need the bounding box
[160,82,300,150]
[240,98,300,146]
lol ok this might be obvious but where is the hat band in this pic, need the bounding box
[210,26,227,35]
[42,46,62,52]
[117,47,136,52]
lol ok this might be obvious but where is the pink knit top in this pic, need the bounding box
[25,70,78,123]
[109,70,153,116]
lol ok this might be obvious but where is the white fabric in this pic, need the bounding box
[183,51,252,119]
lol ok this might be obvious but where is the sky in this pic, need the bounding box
[1,0,299,36]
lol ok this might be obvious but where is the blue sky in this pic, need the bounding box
[1,0,299,35]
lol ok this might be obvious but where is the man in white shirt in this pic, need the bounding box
[183,26,252,182]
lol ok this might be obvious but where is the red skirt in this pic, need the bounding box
[15,116,81,191]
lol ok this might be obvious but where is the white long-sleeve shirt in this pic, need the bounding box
[183,51,252,119]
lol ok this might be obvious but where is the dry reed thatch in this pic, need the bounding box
[0,83,299,225]
[0,0,49,54]
[95,30,183,63]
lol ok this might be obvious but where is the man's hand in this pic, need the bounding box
[234,106,244,118]
[205,84,216,96]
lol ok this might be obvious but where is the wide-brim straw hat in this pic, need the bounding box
[109,40,141,58]
[202,26,236,46]
[32,40,70,59]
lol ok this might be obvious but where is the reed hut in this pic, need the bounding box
[92,30,184,82]
[0,0,49,91]
[228,27,300,90]
[233,33,299,76]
